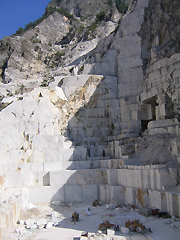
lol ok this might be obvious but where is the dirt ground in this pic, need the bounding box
[11,203,180,240]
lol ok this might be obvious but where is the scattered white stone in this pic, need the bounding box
[37,218,47,228]
[24,202,36,211]
[30,224,37,230]
[163,219,171,224]
[174,222,180,228]
[98,201,104,206]
[45,221,53,229]
[107,228,115,235]
[121,227,129,234]
[106,204,110,210]
[15,228,24,234]
[12,228,32,240]
[170,223,175,228]
[84,208,92,216]
[25,218,35,228]
[51,200,61,206]
[110,203,117,209]
[53,222,59,227]
[51,211,58,218]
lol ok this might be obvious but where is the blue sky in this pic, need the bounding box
[0,0,51,40]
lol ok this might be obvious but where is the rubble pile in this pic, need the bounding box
[163,217,180,229]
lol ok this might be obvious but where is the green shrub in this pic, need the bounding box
[15,27,24,35]
[78,65,84,74]
[88,22,98,32]
[48,41,52,46]
[96,11,106,21]
[115,0,129,13]
[55,51,65,58]
[14,6,75,36]
[107,0,113,6]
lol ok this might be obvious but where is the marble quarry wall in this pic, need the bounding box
[0,0,180,237]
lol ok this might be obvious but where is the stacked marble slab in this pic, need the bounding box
[0,189,21,240]
[145,119,179,136]
[28,169,107,204]
[99,164,180,217]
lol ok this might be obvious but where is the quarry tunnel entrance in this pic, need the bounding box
[141,96,158,132]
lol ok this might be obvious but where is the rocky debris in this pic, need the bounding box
[11,203,180,240]
[84,208,92,216]
[72,212,80,223]
[88,232,107,239]
[105,204,110,210]
[163,217,180,229]
[120,226,129,234]
[24,218,36,229]
[15,209,62,235]
[51,200,61,206]
[10,228,32,240]
[36,218,47,229]
[45,221,53,229]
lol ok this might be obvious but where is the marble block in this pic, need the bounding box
[28,186,65,204]
[106,169,118,185]
[50,170,76,186]
[64,185,82,203]
[99,184,110,203]
[109,186,125,205]
[81,185,98,202]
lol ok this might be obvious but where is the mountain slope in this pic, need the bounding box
[0,0,126,88]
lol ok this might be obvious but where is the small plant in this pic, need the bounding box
[107,0,113,6]
[78,65,84,74]
[115,0,129,13]
[19,84,25,94]
[30,35,39,44]
[0,41,9,52]
[40,79,48,87]
[6,90,13,97]
[88,22,98,32]
[48,41,52,47]
[55,51,65,58]
[96,11,106,21]
[15,27,24,35]
[37,54,42,61]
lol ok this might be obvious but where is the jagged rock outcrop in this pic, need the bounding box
[0,0,121,84]
[48,0,118,18]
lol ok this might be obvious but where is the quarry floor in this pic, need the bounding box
[12,203,180,240]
